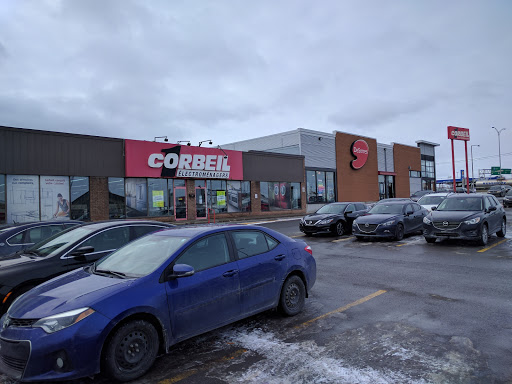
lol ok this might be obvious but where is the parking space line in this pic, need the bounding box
[296,289,387,328]
[291,234,305,238]
[332,237,354,242]
[396,243,408,247]
[477,239,508,253]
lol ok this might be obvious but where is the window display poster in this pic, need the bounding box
[152,190,164,207]
[40,176,70,221]
[217,191,226,206]
[7,175,40,223]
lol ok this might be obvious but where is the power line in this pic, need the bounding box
[436,151,512,165]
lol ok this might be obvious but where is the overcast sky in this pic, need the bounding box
[1,0,511,179]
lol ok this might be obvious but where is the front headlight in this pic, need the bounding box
[318,218,333,225]
[33,307,95,334]
[382,220,396,226]
[423,217,432,225]
[464,217,481,225]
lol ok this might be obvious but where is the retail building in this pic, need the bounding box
[0,126,305,224]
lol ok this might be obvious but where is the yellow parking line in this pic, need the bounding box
[296,290,387,328]
[332,236,354,242]
[396,243,408,247]
[291,235,305,238]
[477,239,508,253]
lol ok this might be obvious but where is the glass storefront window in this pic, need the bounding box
[270,182,291,210]
[306,171,316,203]
[148,178,169,217]
[195,180,207,219]
[260,182,269,211]
[241,181,251,212]
[109,177,125,219]
[0,175,5,224]
[207,180,227,213]
[291,182,301,209]
[316,171,326,203]
[6,175,40,223]
[70,177,90,221]
[174,179,185,187]
[326,173,335,203]
[126,178,148,218]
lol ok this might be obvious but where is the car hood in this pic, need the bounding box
[0,253,39,268]
[303,213,338,222]
[356,214,401,224]
[429,211,481,221]
[8,268,134,319]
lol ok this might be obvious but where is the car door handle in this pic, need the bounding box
[274,254,286,261]
[223,270,238,277]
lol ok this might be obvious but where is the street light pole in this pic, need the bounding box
[492,127,506,177]
[471,144,479,189]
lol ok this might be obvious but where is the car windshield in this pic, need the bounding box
[316,204,347,214]
[94,233,190,278]
[368,204,404,215]
[436,197,483,211]
[28,226,96,257]
[489,186,501,191]
[507,190,512,196]
[418,196,446,205]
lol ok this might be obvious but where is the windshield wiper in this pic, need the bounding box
[94,269,127,279]
[23,250,41,257]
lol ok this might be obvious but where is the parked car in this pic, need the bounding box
[0,221,82,258]
[299,202,368,236]
[0,220,174,316]
[504,189,512,208]
[410,190,434,202]
[352,201,428,241]
[417,192,453,212]
[487,185,512,197]
[423,193,506,245]
[0,225,316,382]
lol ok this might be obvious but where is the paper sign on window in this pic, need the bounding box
[217,191,226,206]
[152,190,164,207]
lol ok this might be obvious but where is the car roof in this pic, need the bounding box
[76,220,175,231]
[445,193,486,199]
[419,192,452,197]
[152,224,270,238]
[0,221,83,231]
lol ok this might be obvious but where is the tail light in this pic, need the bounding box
[304,245,312,255]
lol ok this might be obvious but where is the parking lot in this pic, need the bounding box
[2,208,512,384]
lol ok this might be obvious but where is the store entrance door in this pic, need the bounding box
[175,187,187,220]
[195,186,207,219]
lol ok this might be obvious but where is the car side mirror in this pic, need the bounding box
[169,264,195,279]
[406,210,414,216]
[345,210,353,215]
[431,206,437,211]
[69,246,94,258]
[488,206,497,212]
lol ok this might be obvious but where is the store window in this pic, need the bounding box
[326,173,335,203]
[148,178,169,217]
[269,182,291,211]
[70,177,90,221]
[40,176,70,221]
[126,178,148,218]
[168,179,175,216]
[316,171,326,203]
[109,177,126,219]
[306,171,317,203]
[0,175,5,224]
[195,180,207,219]
[260,182,270,211]
[306,170,335,204]
[207,180,227,213]
[421,160,435,178]
[227,181,251,212]
[291,182,301,209]
[6,175,40,223]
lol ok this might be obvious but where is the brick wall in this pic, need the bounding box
[89,177,109,221]
[335,132,379,202]
[393,144,421,198]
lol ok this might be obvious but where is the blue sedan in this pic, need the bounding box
[352,201,428,240]
[0,225,316,382]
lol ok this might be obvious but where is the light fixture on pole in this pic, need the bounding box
[471,144,479,189]
[491,126,506,177]
[154,136,168,142]
[198,140,213,147]
[177,140,191,146]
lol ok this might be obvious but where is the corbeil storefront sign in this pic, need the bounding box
[350,139,369,170]
[447,126,470,141]
[125,140,243,180]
